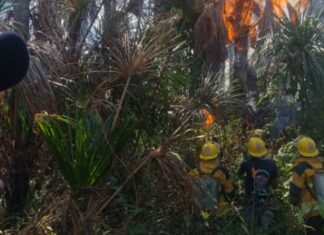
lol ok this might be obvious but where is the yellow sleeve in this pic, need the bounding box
[213,170,234,194]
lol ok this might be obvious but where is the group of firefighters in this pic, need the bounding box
[189,134,324,235]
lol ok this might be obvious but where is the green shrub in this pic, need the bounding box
[35,111,135,193]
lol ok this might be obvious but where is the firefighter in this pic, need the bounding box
[238,136,278,230]
[289,136,324,235]
[189,141,234,215]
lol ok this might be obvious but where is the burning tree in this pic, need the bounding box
[194,0,311,102]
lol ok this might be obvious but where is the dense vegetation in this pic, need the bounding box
[0,0,324,234]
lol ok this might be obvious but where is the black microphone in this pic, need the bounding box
[0,32,29,91]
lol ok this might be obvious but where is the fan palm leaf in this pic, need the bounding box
[178,68,243,127]
[254,4,324,106]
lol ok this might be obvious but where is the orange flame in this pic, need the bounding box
[272,0,288,18]
[222,0,308,50]
[223,0,254,43]
[202,109,215,128]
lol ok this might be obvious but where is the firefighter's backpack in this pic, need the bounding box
[192,167,220,210]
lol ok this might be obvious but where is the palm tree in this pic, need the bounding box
[257,5,324,108]
[13,0,31,39]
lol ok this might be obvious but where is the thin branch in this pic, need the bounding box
[111,76,132,131]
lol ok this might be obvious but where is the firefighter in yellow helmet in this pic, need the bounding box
[289,136,324,235]
[238,137,278,230]
[189,141,234,214]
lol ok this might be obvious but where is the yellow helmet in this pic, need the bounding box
[296,136,319,157]
[247,137,267,158]
[199,141,220,160]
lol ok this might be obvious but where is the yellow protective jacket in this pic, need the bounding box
[189,159,234,212]
[290,156,324,217]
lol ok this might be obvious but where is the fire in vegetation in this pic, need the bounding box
[203,109,215,128]
[221,0,309,50]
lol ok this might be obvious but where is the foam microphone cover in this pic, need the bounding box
[0,32,29,91]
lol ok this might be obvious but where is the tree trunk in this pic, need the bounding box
[6,91,34,216]
[88,0,98,24]
[234,35,249,93]
[80,0,97,45]
[103,0,118,42]
[233,29,259,118]
[13,0,31,40]
[259,0,275,39]
[31,0,61,42]
[66,0,90,62]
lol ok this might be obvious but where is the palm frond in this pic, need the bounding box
[255,4,324,105]
[30,0,65,42]
[15,56,57,116]
[35,111,135,193]
[108,17,182,80]
[178,68,243,125]
[85,13,184,124]
[194,2,227,67]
